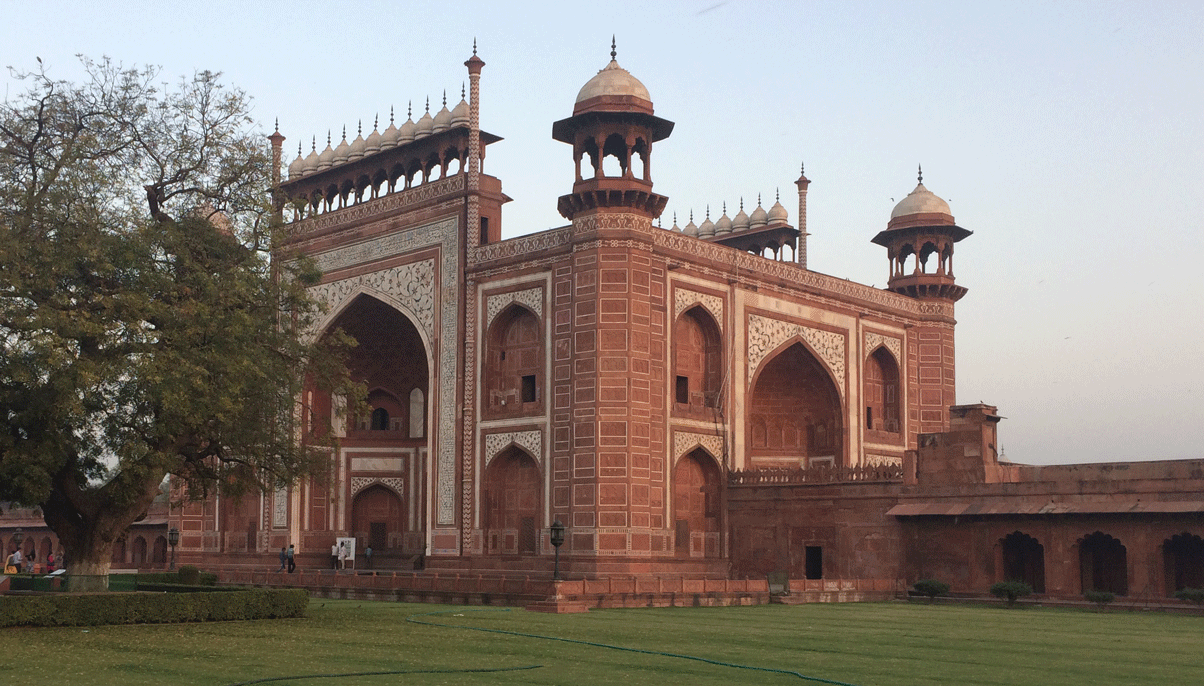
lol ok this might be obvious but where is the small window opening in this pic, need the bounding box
[480,217,489,245]
[521,375,537,403]
[676,376,689,404]
[370,407,390,431]
[805,546,823,579]
[866,406,874,430]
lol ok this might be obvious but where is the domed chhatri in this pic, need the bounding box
[889,165,954,225]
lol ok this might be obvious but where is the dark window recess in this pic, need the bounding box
[866,406,874,429]
[371,407,390,431]
[805,546,823,580]
[676,376,690,404]
[675,519,690,555]
[521,375,537,403]
[519,517,537,554]
[480,217,490,245]
[370,522,387,550]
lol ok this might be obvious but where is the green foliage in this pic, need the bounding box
[1174,587,1204,604]
[989,580,1034,607]
[136,570,217,586]
[177,565,201,585]
[1084,589,1115,608]
[913,579,951,599]
[0,56,358,579]
[0,588,307,627]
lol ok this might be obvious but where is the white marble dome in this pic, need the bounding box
[575,59,652,105]
[891,182,951,219]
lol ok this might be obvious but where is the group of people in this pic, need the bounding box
[273,542,375,573]
[4,548,58,575]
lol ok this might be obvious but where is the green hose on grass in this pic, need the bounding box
[224,665,542,685]
[405,607,863,686]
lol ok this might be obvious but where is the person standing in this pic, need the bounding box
[46,551,55,573]
[337,542,347,570]
[286,544,296,573]
[365,545,373,569]
[276,547,286,573]
[330,542,339,570]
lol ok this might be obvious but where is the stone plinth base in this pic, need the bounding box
[525,597,591,613]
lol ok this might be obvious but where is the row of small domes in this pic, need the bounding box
[669,194,789,237]
[287,93,470,180]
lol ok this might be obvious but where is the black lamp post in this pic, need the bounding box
[168,527,180,571]
[550,519,566,581]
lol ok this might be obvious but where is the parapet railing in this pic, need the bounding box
[728,464,904,486]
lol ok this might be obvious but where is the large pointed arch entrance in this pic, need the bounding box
[482,447,542,556]
[747,341,843,468]
[306,293,431,557]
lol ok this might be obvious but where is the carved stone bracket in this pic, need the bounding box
[673,431,725,465]
[485,287,544,332]
[351,476,406,498]
[674,288,724,330]
[865,332,902,363]
[483,430,543,470]
[748,313,846,396]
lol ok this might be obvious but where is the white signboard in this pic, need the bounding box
[336,537,357,569]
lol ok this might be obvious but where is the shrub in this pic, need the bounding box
[177,565,201,585]
[989,580,1033,608]
[1084,589,1115,609]
[1174,588,1204,605]
[0,588,308,628]
[913,579,951,600]
[136,571,217,587]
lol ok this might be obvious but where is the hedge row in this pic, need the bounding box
[0,588,308,627]
[134,571,219,586]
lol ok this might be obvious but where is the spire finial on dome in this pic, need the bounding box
[706,204,710,219]
[723,201,727,214]
[390,106,395,125]
[674,212,677,224]
[473,37,477,56]
[273,118,279,133]
[611,35,617,60]
[690,209,694,222]
[312,135,316,152]
[297,142,302,156]
[442,90,447,107]
[757,193,762,206]
[341,125,346,140]
[408,101,412,119]
[776,188,780,202]
[740,197,744,211]
[461,82,466,99]
[801,161,805,175]
[918,164,923,184]
[327,131,331,146]
[357,120,362,136]
[425,97,429,113]
[373,114,378,131]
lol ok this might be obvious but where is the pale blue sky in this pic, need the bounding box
[5,1,1202,464]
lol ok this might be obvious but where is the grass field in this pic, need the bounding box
[3,600,1201,685]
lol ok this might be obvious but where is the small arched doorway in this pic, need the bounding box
[132,536,147,567]
[1163,532,1204,595]
[1000,531,1045,592]
[1079,532,1128,595]
[153,536,168,566]
[352,484,405,553]
[482,447,542,555]
[673,449,722,558]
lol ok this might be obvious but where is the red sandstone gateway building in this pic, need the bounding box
[5,48,1202,601]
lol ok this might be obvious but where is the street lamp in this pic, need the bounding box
[168,527,180,571]
[550,519,566,581]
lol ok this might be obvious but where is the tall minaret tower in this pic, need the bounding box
[872,167,973,437]
[795,162,810,268]
[552,38,674,225]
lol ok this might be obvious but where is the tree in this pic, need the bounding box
[0,57,354,590]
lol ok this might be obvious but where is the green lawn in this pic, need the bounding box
[3,600,1201,685]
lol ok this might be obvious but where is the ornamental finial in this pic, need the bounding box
[611,35,617,60]
[918,164,923,184]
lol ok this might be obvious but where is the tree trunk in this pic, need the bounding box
[68,552,114,593]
